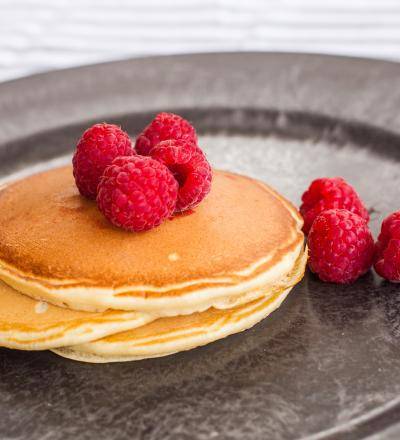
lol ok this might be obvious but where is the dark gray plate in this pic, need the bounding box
[1,53,400,440]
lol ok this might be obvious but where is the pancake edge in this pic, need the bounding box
[0,310,155,350]
[0,171,304,314]
[0,242,306,316]
[51,285,293,363]
[1,246,306,350]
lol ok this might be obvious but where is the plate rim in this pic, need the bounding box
[1,51,400,146]
[1,52,400,439]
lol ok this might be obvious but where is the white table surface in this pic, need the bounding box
[1,0,400,82]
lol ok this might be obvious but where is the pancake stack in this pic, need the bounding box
[0,166,306,362]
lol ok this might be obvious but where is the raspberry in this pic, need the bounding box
[151,140,212,212]
[374,211,400,281]
[300,177,369,234]
[135,112,197,156]
[97,156,178,232]
[73,123,134,199]
[308,209,374,284]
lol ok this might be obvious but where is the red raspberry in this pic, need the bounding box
[73,123,134,199]
[135,112,197,156]
[96,156,178,232]
[374,211,400,281]
[300,177,369,234]
[308,209,374,284]
[151,140,212,212]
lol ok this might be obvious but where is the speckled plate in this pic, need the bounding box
[1,53,400,440]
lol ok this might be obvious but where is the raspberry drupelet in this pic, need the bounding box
[135,112,197,156]
[374,211,400,282]
[151,139,212,212]
[73,123,134,199]
[300,177,369,234]
[308,209,374,284]
[97,156,178,232]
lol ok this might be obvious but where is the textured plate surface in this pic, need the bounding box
[1,53,400,440]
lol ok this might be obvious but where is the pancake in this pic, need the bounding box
[52,249,307,363]
[1,246,305,353]
[0,166,304,314]
[0,280,153,350]
[52,286,294,363]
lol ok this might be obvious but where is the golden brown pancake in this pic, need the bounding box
[53,247,306,363]
[52,286,294,363]
[0,280,153,350]
[1,245,305,353]
[0,166,304,314]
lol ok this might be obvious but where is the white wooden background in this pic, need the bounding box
[1,0,400,82]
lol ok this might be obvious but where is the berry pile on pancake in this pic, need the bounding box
[0,114,306,363]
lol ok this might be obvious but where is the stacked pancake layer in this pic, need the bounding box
[0,166,305,362]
